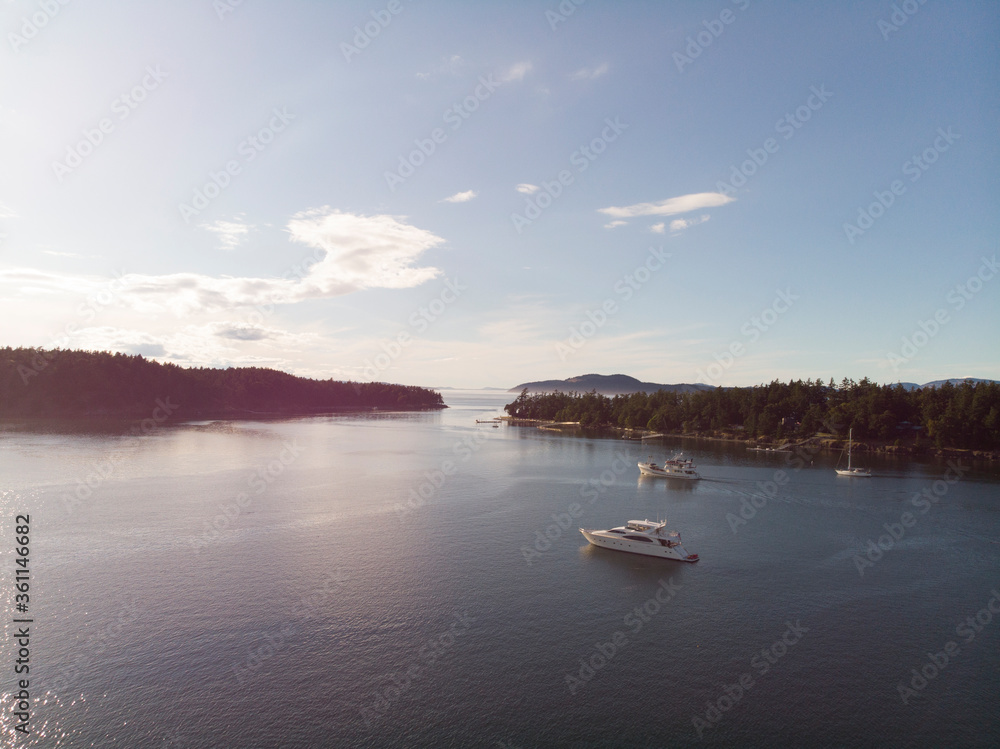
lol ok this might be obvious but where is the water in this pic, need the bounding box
[1,391,998,748]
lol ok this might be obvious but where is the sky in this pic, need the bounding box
[1,0,997,389]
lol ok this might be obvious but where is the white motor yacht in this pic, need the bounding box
[580,519,699,562]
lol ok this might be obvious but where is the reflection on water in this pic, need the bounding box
[0,390,997,748]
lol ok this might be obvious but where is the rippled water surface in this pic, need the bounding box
[1,391,998,748]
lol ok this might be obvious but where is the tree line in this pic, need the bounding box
[504,378,1000,450]
[0,348,444,419]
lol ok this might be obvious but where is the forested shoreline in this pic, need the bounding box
[0,348,445,419]
[504,378,1000,453]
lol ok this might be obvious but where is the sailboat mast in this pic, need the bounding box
[847,428,852,470]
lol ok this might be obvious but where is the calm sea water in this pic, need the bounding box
[1,391,999,748]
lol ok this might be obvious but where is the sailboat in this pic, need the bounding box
[836,428,871,477]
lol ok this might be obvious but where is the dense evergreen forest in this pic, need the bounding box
[504,378,1000,451]
[0,348,444,419]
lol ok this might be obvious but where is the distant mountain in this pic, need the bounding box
[508,374,714,395]
[894,378,998,391]
[921,378,998,388]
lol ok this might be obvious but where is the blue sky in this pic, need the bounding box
[1,0,997,388]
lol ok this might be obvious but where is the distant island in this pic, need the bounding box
[508,374,713,395]
[504,377,1000,455]
[0,348,445,420]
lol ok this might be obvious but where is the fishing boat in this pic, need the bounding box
[836,429,871,477]
[637,453,700,480]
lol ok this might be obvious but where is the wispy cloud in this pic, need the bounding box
[416,54,463,80]
[441,190,477,203]
[0,209,444,315]
[604,220,628,229]
[501,61,532,83]
[0,201,17,219]
[516,183,540,194]
[650,223,665,234]
[57,322,318,367]
[477,299,554,342]
[670,214,711,233]
[210,322,279,341]
[0,268,108,296]
[202,217,253,251]
[570,62,609,80]
[598,192,733,219]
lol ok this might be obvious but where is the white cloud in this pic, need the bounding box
[570,62,609,80]
[202,218,253,251]
[598,192,734,219]
[670,214,711,233]
[0,201,17,219]
[0,209,444,316]
[0,268,107,296]
[650,223,665,234]
[501,61,532,82]
[284,208,442,292]
[209,322,279,341]
[58,326,169,358]
[441,190,478,203]
[57,322,320,368]
[516,183,540,194]
[604,220,628,229]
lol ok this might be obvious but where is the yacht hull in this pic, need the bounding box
[580,529,699,562]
